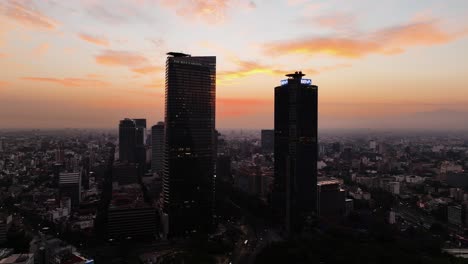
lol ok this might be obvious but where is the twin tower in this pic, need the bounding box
[162,53,318,237]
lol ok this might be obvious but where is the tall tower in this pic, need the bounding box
[274,71,318,234]
[162,52,216,236]
[134,118,147,173]
[119,118,136,163]
[151,122,165,173]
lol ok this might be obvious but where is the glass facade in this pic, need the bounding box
[274,72,318,234]
[163,53,216,236]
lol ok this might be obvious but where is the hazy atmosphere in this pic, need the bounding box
[1,0,467,129]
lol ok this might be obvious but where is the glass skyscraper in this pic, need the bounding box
[274,71,318,235]
[119,118,137,163]
[162,52,216,236]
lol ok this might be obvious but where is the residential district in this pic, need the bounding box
[1,128,468,263]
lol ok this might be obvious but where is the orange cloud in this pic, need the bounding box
[219,60,286,81]
[33,43,49,56]
[0,0,59,30]
[87,73,103,78]
[95,50,149,67]
[78,33,109,46]
[0,81,8,88]
[264,20,467,58]
[21,77,109,87]
[0,53,6,58]
[160,0,255,24]
[218,59,349,81]
[132,65,163,74]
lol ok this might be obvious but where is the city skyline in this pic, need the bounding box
[1,0,468,129]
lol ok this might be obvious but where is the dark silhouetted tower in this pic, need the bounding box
[162,52,216,236]
[261,129,274,153]
[134,118,147,173]
[151,122,165,173]
[119,119,136,163]
[274,71,318,234]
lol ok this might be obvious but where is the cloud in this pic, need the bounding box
[287,0,308,6]
[95,50,162,75]
[78,33,109,46]
[33,43,49,56]
[86,73,103,78]
[95,50,149,67]
[132,65,163,74]
[264,20,467,58]
[21,77,109,87]
[218,59,347,81]
[84,1,156,25]
[0,53,6,58]
[0,81,8,88]
[160,0,255,24]
[219,60,285,81]
[0,0,59,30]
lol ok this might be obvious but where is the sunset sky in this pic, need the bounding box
[1,0,467,129]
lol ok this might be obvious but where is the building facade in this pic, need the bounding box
[261,129,274,153]
[119,119,137,163]
[151,122,165,174]
[59,172,81,208]
[162,52,216,236]
[273,71,318,234]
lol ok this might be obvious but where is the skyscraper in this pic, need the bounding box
[162,52,216,236]
[118,118,147,175]
[59,172,81,208]
[134,118,147,174]
[274,71,318,234]
[119,119,136,163]
[151,122,165,174]
[261,129,274,153]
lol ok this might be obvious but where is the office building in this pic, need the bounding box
[448,205,463,226]
[317,178,346,221]
[107,184,157,239]
[134,118,147,174]
[162,52,216,236]
[55,143,64,164]
[261,129,274,153]
[151,122,165,173]
[59,172,81,207]
[112,162,139,185]
[119,119,137,163]
[273,71,318,234]
[0,213,11,245]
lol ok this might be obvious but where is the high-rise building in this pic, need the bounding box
[119,119,136,163]
[59,172,81,207]
[55,143,64,164]
[261,129,274,153]
[273,71,318,234]
[162,52,216,236]
[134,119,147,174]
[151,122,165,174]
[119,118,147,175]
[112,162,139,186]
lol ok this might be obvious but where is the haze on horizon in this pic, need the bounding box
[0,0,467,130]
